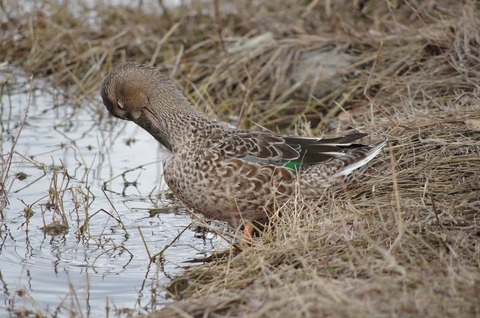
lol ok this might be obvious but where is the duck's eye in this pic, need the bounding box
[117,100,125,109]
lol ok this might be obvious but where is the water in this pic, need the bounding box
[0,68,224,316]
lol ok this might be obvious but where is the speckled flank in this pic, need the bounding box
[101,62,385,227]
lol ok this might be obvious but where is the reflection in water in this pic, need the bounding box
[0,69,225,316]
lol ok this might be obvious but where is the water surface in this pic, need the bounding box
[0,68,224,316]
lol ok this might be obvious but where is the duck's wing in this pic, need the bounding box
[212,130,382,170]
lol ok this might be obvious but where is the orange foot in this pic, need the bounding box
[239,223,254,249]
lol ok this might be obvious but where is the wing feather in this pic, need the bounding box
[209,130,374,168]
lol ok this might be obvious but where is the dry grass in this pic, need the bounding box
[1,0,479,317]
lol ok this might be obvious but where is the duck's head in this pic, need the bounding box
[101,62,197,150]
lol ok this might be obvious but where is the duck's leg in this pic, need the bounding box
[240,223,254,249]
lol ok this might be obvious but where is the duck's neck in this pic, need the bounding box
[148,98,220,153]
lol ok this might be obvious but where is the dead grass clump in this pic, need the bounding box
[1,1,478,126]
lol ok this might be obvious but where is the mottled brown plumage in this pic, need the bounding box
[101,62,385,229]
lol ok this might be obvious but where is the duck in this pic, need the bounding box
[101,62,385,244]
